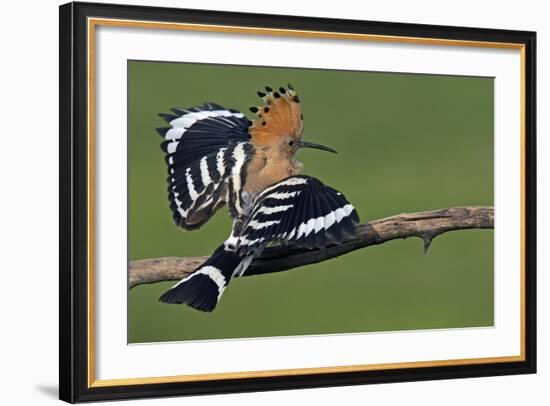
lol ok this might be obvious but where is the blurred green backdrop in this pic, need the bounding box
[128,61,494,343]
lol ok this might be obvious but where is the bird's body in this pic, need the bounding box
[156,85,359,312]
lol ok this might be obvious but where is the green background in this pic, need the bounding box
[128,61,494,343]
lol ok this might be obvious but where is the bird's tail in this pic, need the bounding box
[159,245,253,312]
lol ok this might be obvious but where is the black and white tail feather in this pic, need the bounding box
[159,175,359,312]
[158,245,255,312]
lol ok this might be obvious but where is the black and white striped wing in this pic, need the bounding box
[157,102,252,230]
[233,176,360,254]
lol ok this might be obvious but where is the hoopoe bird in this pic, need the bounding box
[156,85,359,312]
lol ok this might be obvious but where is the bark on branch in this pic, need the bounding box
[129,206,494,289]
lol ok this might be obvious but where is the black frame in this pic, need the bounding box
[59,1,537,403]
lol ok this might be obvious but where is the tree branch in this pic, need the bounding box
[129,206,493,289]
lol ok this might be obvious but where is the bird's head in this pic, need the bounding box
[248,85,336,159]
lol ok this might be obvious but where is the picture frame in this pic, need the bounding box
[59,1,537,402]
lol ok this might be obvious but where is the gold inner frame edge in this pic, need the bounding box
[86,17,527,388]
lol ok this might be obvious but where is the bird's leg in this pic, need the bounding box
[232,254,257,278]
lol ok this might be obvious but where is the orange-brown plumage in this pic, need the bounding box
[249,85,303,147]
[244,85,305,197]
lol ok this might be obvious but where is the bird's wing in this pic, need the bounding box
[232,176,360,255]
[156,102,252,230]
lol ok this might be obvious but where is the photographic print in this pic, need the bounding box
[127,61,494,343]
[60,3,535,401]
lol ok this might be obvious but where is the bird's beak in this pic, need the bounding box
[298,140,337,154]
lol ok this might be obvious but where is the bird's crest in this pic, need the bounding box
[248,84,303,146]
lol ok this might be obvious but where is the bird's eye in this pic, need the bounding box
[288,140,294,146]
